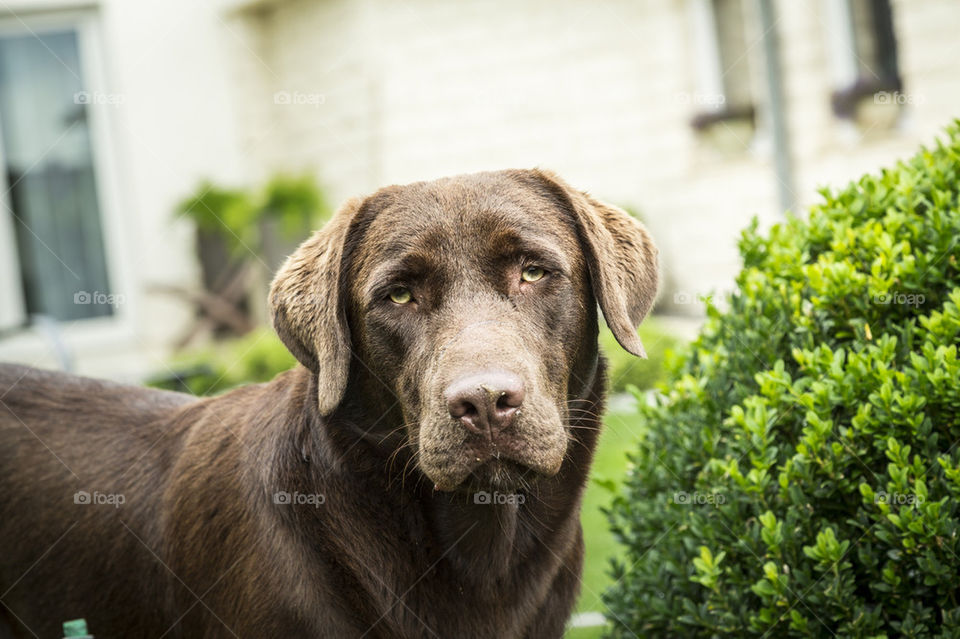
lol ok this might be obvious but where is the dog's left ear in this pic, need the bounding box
[269,198,362,414]
[530,170,659,358]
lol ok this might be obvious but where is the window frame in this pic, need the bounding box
[823,0,902,120]
[686,0,758,132]
[0,8,137,362]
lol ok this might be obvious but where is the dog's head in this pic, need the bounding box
[269,170,658,492]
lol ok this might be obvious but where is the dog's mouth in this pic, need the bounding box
[421,450,542,494]
[414,388,569,493]
[418,426,567,493]
[454,458,538,494]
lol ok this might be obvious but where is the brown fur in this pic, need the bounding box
[0,169,657,638]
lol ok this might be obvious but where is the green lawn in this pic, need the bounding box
[564,403,647,638]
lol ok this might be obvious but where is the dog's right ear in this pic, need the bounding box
[269,198,362,415]
[526,170,659,359]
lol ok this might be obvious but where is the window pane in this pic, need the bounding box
[713,0,752,109]
[0,29,112,321]
[850,0,900,83]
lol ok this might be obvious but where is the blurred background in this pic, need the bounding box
[2,0,959,379]
[0,0,958,635]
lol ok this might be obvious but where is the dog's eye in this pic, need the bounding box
[388,287,414,304]
[521,266,546,283]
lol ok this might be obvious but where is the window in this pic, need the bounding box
[825,0,901,119]
[687,0,757,134]
[0,25,112,326]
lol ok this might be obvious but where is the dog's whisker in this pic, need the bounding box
[565,421,602,430]
[565,407,604,419]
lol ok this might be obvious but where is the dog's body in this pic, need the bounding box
[0,170,657,638]
[0,363,595,638]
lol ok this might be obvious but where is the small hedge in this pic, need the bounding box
[604,122,960,637]
[600,318,682,394]
[148,327,296,396]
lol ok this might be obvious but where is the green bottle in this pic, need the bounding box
[62,619,93,639]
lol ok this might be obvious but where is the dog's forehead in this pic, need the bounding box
[360,172,575,255]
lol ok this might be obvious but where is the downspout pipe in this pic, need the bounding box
[757,0,795,214]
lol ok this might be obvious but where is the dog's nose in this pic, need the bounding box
[445,371,525,437]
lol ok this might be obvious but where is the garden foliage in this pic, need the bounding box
[604,123,960,638]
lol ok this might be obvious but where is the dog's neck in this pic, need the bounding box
[290,354,605,585]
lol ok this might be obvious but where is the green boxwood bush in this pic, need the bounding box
[604,123,960,637]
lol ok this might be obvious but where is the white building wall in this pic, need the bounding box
[239,0,760,302]
[234,0,960,310]
[3,0,960,379]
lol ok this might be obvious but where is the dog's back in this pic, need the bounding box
[0,364,196,638]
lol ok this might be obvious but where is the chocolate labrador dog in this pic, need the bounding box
[0,169,658,638]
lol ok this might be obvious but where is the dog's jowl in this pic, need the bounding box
[0,169,658,639]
